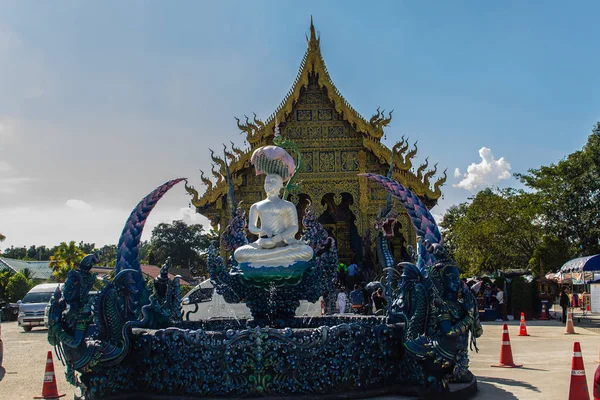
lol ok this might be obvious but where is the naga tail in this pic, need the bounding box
[116,178,186,273]
[358,173,442,265]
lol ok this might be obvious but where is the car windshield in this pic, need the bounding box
[21,292,54,304]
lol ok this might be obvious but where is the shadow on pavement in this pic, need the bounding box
[476,382,519,399]
[0,366,5,382]
[20,329,48,335]
[478,376,540,392]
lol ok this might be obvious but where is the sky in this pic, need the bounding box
[1,1,599,250]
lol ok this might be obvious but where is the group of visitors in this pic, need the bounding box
[336,262,361,289]
[480,283,506,321]
[334,283,388,315]
[559,287,587,323]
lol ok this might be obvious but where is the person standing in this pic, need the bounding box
[347,263,358,288]
[349,284,364,314]
[560,287,570,324]
[337,288,347,315]
[372,287,387,314]
[495,287,505,322]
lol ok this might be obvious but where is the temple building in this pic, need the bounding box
[186,19,446,273]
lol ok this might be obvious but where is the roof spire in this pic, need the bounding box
[306,15,320,51]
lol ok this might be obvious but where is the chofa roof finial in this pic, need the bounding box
[306,16,320,50]
[274,116,281,138]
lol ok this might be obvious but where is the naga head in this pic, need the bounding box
[429,260,460,302]
[79,251,101,272]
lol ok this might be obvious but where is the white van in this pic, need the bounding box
[18,283,61,332]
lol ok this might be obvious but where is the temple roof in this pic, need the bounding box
[186,18,446,211]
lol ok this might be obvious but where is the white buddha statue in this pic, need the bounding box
[233,146,314,268]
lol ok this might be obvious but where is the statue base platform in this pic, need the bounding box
[75,318,478,400]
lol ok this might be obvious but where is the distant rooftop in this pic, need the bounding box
[0,258,195,285]
[0,257,53,280]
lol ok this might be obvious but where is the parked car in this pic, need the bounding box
[181,279,214,305]
[0,297,19,321]
[18,283,61,332]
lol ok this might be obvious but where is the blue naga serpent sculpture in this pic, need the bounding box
[46,174,480,398]
[47,178,186,393]
[360,173,483,388]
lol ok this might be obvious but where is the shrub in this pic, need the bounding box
[6,272,33,301]
[510,276,533,319]
[180,284,194,297]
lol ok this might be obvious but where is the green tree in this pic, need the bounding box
[98,244,117,267]
[516,123,600,257]
[2,246,28,260]
[439,203,469,261]
[0,232,5,242]
[148,221,214,274]
[440,188,545,276]
[6,272,33,301]
[49,241,86,282]
[25,245,55,261]
[78,241,96,254]
[139,241,151,265]
[0,268,12,299]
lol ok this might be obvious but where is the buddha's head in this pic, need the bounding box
[264,173,284,197]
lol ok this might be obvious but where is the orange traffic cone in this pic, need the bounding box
[539,302,549,320]
[568,342,590,400]
[34,351,65,399]
[491,324,523,368]
[518,312,530,336]
[566,308,578,335]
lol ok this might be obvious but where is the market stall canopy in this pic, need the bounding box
[559,255,600,274]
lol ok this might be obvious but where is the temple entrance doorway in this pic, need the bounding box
[317,193,362,265]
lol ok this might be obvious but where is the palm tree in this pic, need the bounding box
[49,241,86,282]
[19,267,34,281]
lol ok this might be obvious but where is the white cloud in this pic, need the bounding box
[454,147,511,191]
[65,199,93,211]
[454,168,461,178]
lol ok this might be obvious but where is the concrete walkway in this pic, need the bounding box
[470,319,599,399]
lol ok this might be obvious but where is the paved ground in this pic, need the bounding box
[1,317,599,399]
